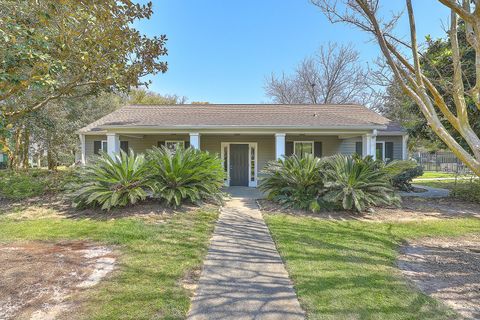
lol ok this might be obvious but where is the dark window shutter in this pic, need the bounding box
[185,141,190,149]
[314,142,322,158]
[285,141,294,157]
[120,141,128,153]
[385,142,394,162]
[157,141,165,148]
[94,141,102,155]
[355,142,363,156]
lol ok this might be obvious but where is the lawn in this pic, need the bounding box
[265,214,480,320]
[416,171,459,179]
[0,207,218,319]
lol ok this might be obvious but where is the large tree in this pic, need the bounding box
[0,0,167,122]
[312,0,480,176]
[379,23,480,152]
[265,43,371,104]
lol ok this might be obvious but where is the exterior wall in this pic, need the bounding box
[286,135,342,157]
[84,133,405,163]
[338,135,404,160]
[201,135,275,172]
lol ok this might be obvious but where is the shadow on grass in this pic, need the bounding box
[265,215,466,320]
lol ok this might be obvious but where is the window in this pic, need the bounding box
[294,141,314,158]
[94,140,108,155]
[120,141,128,153]
[165,140,185,152]
[376,142,385,161]
[250,145,255,182]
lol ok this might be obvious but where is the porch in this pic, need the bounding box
[80,131,407,187]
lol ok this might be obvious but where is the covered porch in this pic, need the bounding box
[80,129,407,187]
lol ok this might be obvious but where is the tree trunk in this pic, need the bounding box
[22,127,29,170]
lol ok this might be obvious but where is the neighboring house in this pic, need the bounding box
[0,152,7,169]
[78,104,408,187]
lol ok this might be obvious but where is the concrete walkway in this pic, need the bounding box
[399,184,450,198]
[187,188,304,320]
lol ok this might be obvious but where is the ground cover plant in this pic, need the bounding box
[265,214,480,319]
[0,168,74,200]
[0,206,218,319]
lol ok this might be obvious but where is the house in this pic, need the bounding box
[0,152,6,169]
[78,104,408,187]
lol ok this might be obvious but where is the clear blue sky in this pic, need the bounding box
[135,0,449,103]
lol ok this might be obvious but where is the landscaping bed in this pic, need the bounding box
[259,196,480,222]
[397,235,480,320]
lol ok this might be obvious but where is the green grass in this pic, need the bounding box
[265,214,480,320]
[0,208,218,319]
[416,171,458,179]
[0,168,75,199]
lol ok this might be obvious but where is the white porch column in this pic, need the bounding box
[79,134,86,165]
[275,133,286,160]
[370,132,377,160]
[189,132,200,149]
[106,133,120,157]
[402,134,409,160]
[362,132,376,159]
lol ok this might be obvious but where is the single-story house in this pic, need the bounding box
[78,104,408,187]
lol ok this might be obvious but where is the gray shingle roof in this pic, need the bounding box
[79,104,404,133]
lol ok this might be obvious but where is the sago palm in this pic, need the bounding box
[260,154,325,212]
[69,150,152,210]
[146,146,225,207]
[323,154,400,212]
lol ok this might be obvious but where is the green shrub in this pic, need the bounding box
[260,155,326,212]
[382,160,423,191]
[146,146,224,207]
[0,169,73,200]
[323,155,400,212]
[68,151,152,210]
[451,180,480,202]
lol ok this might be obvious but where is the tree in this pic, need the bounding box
[265,42,371,104]
[312,0,480,176]
[0,0,167,122]
[379,23,480,152]
[128,89,187,105]
[8,93,124,170]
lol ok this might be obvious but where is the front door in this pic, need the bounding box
[229,144,249,186]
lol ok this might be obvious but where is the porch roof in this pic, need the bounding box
[79,104,403,134]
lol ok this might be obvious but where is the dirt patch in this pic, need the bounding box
[258,197,480,222]
[0,241,117,320]
[397,235,480,319]
[0,196,215,223]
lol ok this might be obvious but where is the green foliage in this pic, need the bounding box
[147,146,225,207]
[1,0,167,120]
[0,169,73,200]
[391,161,423,191]
[128,89,187,105]
[323,155,400,212]
[260,155,325,212]
[68,151,152,210]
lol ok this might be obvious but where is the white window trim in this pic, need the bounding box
[165,140,185,150]
[293,141,314,158]
[220,142,258,188]
[376,141,386,161]
[101,140,108,152]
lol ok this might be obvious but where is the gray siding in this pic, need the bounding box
[84,134,405,165]
[338,135,404,160]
